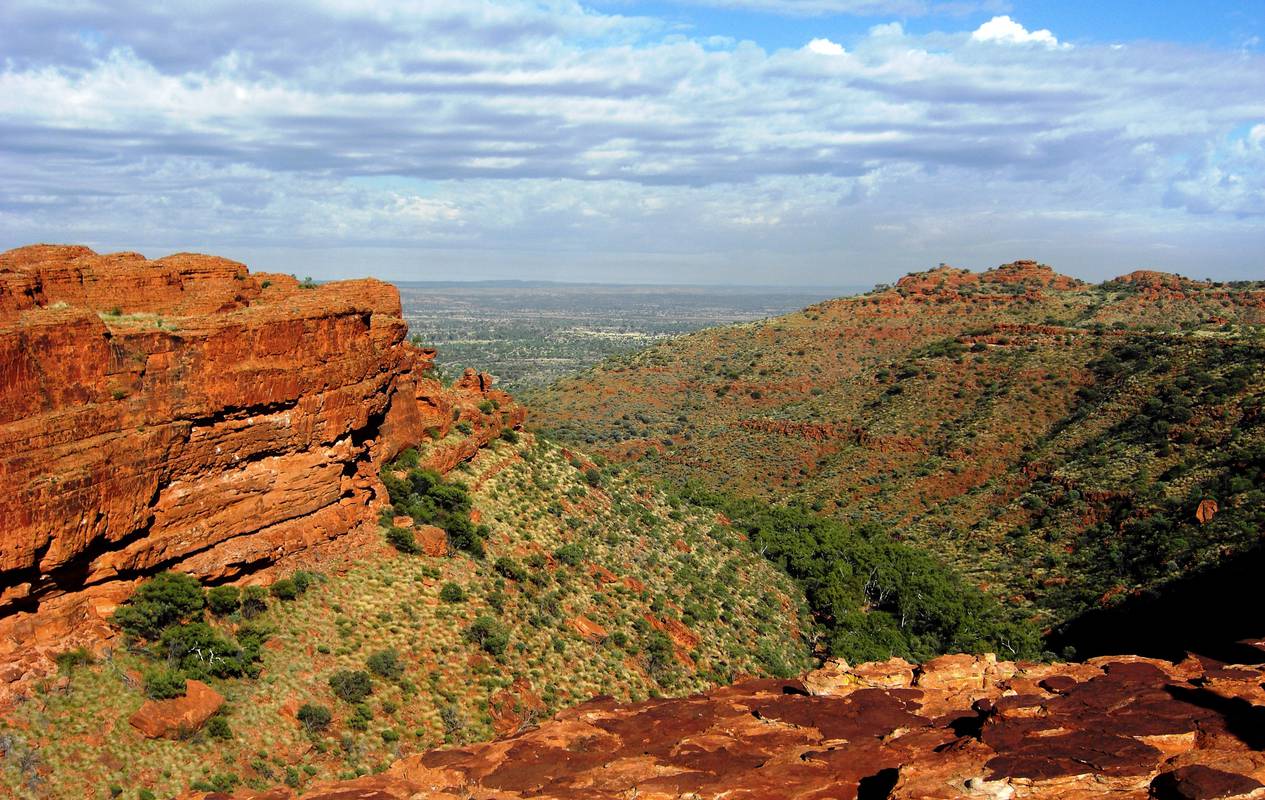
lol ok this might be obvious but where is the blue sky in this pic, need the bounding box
[596,1,1264,51]
[1,0,1262,285]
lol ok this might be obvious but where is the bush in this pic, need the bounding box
[386,526,421,554]
[206,715,232,740]
[206,586,241,616]
[240,585,269,619]
[291,570,315,594]
[112,571,205,639]
[494,557,527,582]
[158,622,247,679]
[584,468,602,487]
[439,583,466,603]
[53,646,93,673]
[270,579,298,601]
[466,616,510,656]
[553,543,584,567]
[329,670,373,704]
[499,428,519,444]
[366,649,404,681]
[143,667,187,700]
[297,703,332,731]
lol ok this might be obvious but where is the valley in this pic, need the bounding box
[399,282,853,392]
[1,247,1263,800]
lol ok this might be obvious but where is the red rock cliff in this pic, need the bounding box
[0,244,523,658]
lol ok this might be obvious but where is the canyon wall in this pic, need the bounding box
[0,245,522,662]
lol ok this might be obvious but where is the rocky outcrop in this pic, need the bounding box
[0,245,522,679]
[129,679,224,739]
[193,647,1265,800]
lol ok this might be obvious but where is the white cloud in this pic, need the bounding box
[0,1,1262,282]
[970,15,1065,49]
[806,37,846,56]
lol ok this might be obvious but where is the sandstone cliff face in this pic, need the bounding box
[0,245,522,660]
[194,646,1265,800]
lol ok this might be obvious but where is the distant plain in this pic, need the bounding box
[399,282,862,391]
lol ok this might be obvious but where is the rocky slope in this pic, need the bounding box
[0,245,522,689]
[197,644,1265,800]
[529,261,1265,637]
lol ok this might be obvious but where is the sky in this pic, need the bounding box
[1,1,1262,285]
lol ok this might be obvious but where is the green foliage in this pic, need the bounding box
[439,582,466,603]
[366,649,404,681]
[678,485,1042,663]
[584,468,602,487]
[329,670,373,704]
[386,526,421,554]
[240,585,269,619]
[493,557,527,582]
[466,616,510,656]
[553,543,584,566]
[53,646,93,673]
[297,703,332,731]
[111,571,205,639]
[270,579,299,601]
[206,585,241,616]
[381,459,487,557]
[157,622,250,679]
[206,715,232,740]
[143,667,187,700]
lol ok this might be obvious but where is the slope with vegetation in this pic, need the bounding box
[0,433,809,800]
[529,262,1265,638]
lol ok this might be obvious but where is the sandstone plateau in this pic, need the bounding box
[0,244,523,693]
[188,646,1265,800]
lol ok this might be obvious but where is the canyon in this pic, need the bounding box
[1,247,1263,800]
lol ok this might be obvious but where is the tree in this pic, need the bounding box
[366,649,404,681]
[297,703,332,731]
[329,670,373,704]
[466,616,510,656]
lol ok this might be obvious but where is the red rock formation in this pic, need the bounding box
[129,679,224,739]
[190,650,1265,800]
[0,245,522,686]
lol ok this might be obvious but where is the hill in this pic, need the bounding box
[0,433,812,799]
[528,261,1265,641]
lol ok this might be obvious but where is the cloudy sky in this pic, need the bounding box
[1,0,1262,284]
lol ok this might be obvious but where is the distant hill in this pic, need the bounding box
[529,261,1265,642]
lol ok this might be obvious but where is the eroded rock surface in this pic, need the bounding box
[200,652,1265,800]
[0,245,522,691]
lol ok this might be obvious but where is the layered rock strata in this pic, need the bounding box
[0,245,522,674]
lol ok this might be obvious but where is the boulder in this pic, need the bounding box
[128,680,224,739]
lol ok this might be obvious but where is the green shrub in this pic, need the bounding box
[329,670,373,704]
[553,543,584,567]
[366,649,404,681]
[138,790,156,800]
[386,526,421,554]
[206,715,232,740]
[584,468,602,487]
[270,579,298,601]
[143,667,187,699]
[240,585,269,619]
[53,646,93,673]
[499,428,519,444]
[112,571,205,639]
[206,585,241,616]
[297,703,332,731]
[493,557,527,582]
[158,622,248,678]
[466,616,510,656]
[439,583,466,603]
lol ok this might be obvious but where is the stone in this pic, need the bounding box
[128,680,224,739]
[0,244,524,686]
